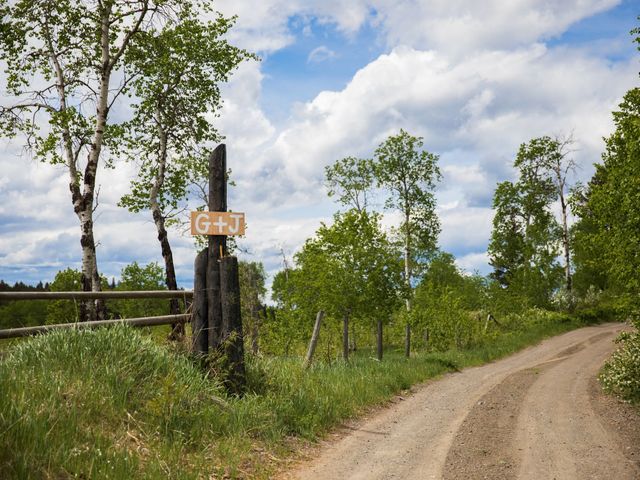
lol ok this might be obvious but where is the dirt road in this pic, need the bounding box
[287,323,640,480]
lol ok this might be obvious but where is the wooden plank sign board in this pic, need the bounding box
[190,211,246,236]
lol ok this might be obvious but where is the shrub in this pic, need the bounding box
[599,312,640,404]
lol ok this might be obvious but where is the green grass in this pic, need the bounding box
[0,313,597,479]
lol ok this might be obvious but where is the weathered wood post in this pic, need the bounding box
[190,143,246,393]
[377,319,383,361]
[342,312,349,361]
[207,144,227,350]
[220,256,245,393]
[303,310,325,369]
[405,324,411,358]
[192,250,209,355]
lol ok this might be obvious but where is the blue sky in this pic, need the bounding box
[0,0,638,291]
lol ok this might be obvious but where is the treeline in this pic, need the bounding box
[252,43,640,368]
[256,130,610,362]
[0,263,170,330]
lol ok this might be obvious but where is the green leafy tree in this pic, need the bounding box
[113,262,168,319]
[372,129,441,355]
[239,261,267,355]
[0,0,226,321]
[272,210,403,360]
[571,22,640,297]
[488,145,562,308]
[413,252,487,350]
[46,268,83,324]
[569,181,610,295]
[117,14,253,320]
[573,88,640,294]
[515,136,576,291]
[325,156,374,212]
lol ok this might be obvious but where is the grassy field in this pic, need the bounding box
[0,313,598,479]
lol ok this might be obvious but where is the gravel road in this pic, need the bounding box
[285,323,639,480]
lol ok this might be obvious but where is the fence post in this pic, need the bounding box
[192,249,209,355]
[207,144,227,350]
[342,312,349,361]
[303,310,324,369]
[220,256,245,393]
[377,319,383,361]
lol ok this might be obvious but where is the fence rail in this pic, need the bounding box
[0,290,194,340]
[0,314,190,339]
[0,290,193,300]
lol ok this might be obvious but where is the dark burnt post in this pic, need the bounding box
[191,144,246,393]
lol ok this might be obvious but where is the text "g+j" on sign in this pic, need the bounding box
[190,211,246,236]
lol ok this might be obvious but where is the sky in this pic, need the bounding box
[0,0,638,293]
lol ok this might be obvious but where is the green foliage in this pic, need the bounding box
[488,138,564,307]
[112,262,168,319]
[324,156,374,212]
[373,129,442,282]
[600,311,640,404]
[569,183,610,295]
[239,261,267,354]
[412,252,488,351]
[0,300,47,329]
[46,268,83,324]
[572,88,640,295]
[117,13,255,216]
[271,210,403,356]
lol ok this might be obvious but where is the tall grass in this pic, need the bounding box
[0,311,597,479]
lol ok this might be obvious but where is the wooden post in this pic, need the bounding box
[192,249,208,355]
[377,319,383,361]
[405,323,411,358]
[207,144,227,350]
[303,310,324,369]
[220,256,245,394]
[342,312,349,361]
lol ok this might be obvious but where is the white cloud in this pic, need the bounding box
[0,0,636,287]
[307,45,337,63]
[215,0,621,56]
[456,251,491,275]
[371,0,621,56]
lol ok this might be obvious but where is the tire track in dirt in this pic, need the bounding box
[441,364,555,479]
[515,330,638,480]
[285,324,633,480]
[441,329,638,480]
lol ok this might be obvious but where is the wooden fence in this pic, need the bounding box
[0,290,193,340]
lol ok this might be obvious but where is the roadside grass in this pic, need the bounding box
[0,313,597,479]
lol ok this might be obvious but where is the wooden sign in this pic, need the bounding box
[190,211,245,236]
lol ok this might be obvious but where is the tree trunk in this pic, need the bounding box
[377,319,383,361]
[303,310,324,369]
[150,115,182,338]
[403,210,412,357]
[342,311,349,361]
[559,189,572,292]
[154,208,182,336]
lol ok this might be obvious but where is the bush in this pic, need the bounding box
[599,312,640,404]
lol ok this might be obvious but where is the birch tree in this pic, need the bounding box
[325,156,374,212]
[373,129,441,356]
[116,14,253,328]
[0,0,207,320]
[515,136,576,291]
